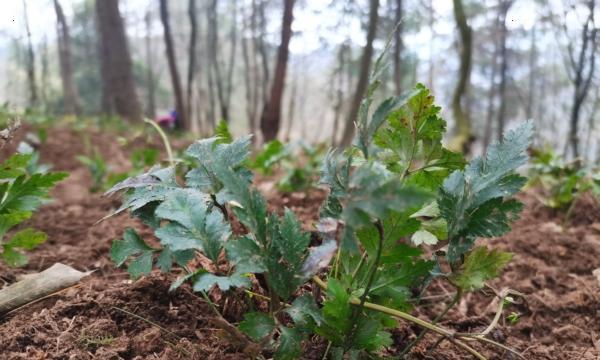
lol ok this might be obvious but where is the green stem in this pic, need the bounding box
[144,118,174,167]
[349,251,368,285]
[344,220,384,351]
[311,276,487,360]
[401,288,462,357]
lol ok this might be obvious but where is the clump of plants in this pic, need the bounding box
[250,139,326,193]
[107,47,532,359]
[528,146,599,211]
[0,151,67,266]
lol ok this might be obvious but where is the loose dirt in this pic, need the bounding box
[0,125,598,359]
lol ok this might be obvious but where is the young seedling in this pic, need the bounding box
[107,42,532,360]
[0,151,67,266]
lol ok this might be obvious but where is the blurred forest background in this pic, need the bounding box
[0,0,598,161]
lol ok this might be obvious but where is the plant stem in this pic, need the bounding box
[344,220,384,351]
[311,276,488,360]
[144,118,174,167]
[400,288,462,357]
[211,194,229,220]
[349,251,368,285]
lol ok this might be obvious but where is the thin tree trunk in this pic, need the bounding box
[526,23,537,120]
[495,0,512,142]
[450,0,473,153]
[482,9,501,152]
[256,0,270,103]
[260,0,295,142]
[241,5,258,138]
[23,0,38,108]
[331,43,347,144]
[393,0,403,95]
[565,0,596,159]
[144,9,156,119]
[340,0,380,147]
[53,0,81,115]
[159,0,188,129]
[187,0,198,124]
[40,37,49,109]
[224,1,238,123]
[284,72,297,142]
[96,0,142,121]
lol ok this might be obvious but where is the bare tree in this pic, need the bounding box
[22,0,37,108]
[159,0,188,129]
[187,0,199,125]
[144,9,156,119]
[450,0,473,153]
[53,0,81,115]
[241,3,259,138]
[483,5,502,151]
[393,0,403,95]
[564,0,597,158]
[260,0,295,142]
[340,0,380,147]
[207,0,238,123]
[495,0,513,142]
[96,0,142,121]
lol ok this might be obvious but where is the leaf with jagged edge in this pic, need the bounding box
[154,188,229,263]
[249,140,289,174]
[185,136,253,196]
[285,295,323,327]
[110,228,155,278]
[450,246,513,292]
[439,121,533,263]
[238,312,275,341]
[373,84,465,190]
[192,272,251,292]
[225,235,267,273]
[1,228,47,267]
[214,119,233,144]
[275,327,303,360]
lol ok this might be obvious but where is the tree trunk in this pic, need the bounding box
[187,0,198,124]
[159,0,188,129]
[255,0,271,104]
[241,5,258,139]
[495,0,512,142]
[566,0,596,159]
[96,0,142,122]
[23,0,38,108]
[259,0,295,142]
[482,8,501,152]
[331,43,348,144]
[339,0,380,147]
[144,10,156,119]
[526,23,537,120]
[53,0,82,115]
[40,37,49,109]
[450,0,473,153]
[393,0,403,95]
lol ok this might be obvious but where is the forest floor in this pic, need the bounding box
[0,125,599,360]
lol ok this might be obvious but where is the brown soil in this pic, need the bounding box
[0,125,599,360]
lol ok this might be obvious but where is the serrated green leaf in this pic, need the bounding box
[439,121,533,263]
[250,140,288,174]
[1,247,28,267]
[154,188,229,262]
[285,295,323,326]
[110,228,154,267]
[238,312,275,341]
[5,228,47,249]
[0,211,32,237]
[127,251,153,279]
[214,120,233,144]
[225,235,266,273]
[451,246,512,291]
[275,327,302,360]
[192,272,250,292]
[0,153,31,179]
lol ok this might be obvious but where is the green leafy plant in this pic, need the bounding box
[77,148,108,193]
[0,153,67,266]
[249,140,326,193]
[106,45,533,359]
[528,147,599,210]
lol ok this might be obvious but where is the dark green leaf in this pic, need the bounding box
[238,312,275,341]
